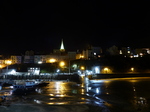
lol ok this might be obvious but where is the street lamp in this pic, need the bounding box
[80,66,85,75]
[80,66,85,71]
[59,61,65,73]
[59,61,65,67]
[131,67,134,72]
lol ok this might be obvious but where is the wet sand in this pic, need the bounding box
[0,102,110,112]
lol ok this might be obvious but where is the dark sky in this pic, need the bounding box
[0,1,150,55]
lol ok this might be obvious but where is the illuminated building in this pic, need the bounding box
[81,45,102,60]
[10,55,22,64]
[60,39,65,52]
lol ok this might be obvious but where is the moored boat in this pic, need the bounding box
[12,80,39,95]
[13,80,39,89]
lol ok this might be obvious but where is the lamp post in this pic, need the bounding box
[59,61,65,74]
[80,66,85,75]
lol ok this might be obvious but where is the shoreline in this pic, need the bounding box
[91,73,150,79]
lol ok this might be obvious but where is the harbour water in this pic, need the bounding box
[1,76,150,112]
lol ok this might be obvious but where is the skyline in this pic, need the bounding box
[0,1,150,55]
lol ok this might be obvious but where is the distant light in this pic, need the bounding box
[96,88,100,94]
[80,66,85,70]
[5,60,12,65]
[104,67,108,71]
[49,58,56,63]
[56,69,60,72]
[38,61,42,64]
[134,54,139,57]
[94,66,100,73]
[103,67,111,73]
[130,56,133,58]
[9,69,16,74]
[80,55,84,58]
[88,87,92,90]
[131,67,134,72]
[59,61,65,67]
[119,50,122,54]
[139,53,143,56]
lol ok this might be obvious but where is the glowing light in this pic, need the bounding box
[38,61,42,64]
[106,92,109,94]
[104,67,109,73]
[119,50,122,54]
[101,67,112,73]
[104,68,108,71]
[56,69,60,72]
[96,88,100,94]
[34,99,41,104]
[130,56,133,58]
[47,102,54,105]
[94,66,100,73]
[90,79,104,83]
[80,55,84,58]
[81,88,85,94]
[139,53,143,57]
[5,60,12,65]
[10,69,16,74]
[131,67,134,72]
[59,61,65,67]
[80,66,85,70]
[72,64,77,69]
[49,94,54,96]
[49,58,56,63]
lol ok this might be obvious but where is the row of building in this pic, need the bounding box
[0,39,150,70]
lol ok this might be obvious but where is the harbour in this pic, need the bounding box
[1,75,150,112]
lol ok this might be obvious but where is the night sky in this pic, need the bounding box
[0,1,150,55]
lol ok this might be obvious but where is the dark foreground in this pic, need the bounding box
[0,80,110,112]
[1,75,150,112]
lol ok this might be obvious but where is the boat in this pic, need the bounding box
[12,80,39,95]
[13,80,39,89]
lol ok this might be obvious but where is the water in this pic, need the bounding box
[0,80,108,112]
[1,77,150,112]
[88,77,150,112]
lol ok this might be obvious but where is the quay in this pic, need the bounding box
[1,73,150,85]
[0,74,82,83]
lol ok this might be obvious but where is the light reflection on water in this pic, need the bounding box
[1,77,150,111]
[89,77,150,111]
[33,81,98,105]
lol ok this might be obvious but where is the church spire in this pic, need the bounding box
[60,39,65,52]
